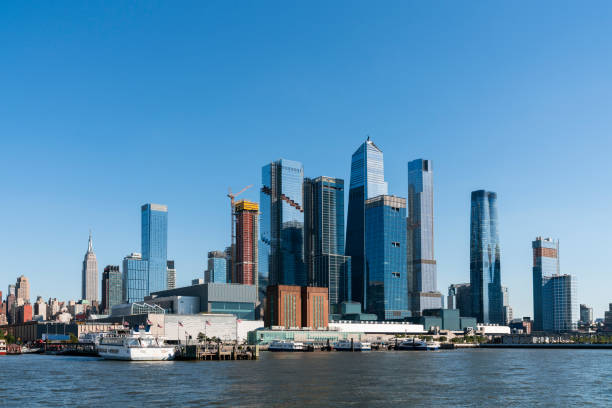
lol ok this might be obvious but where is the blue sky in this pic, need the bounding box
[1,2,611,319]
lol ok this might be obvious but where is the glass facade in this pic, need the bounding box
[313,254,351,307]
[123,254,149,303]
[407,159,442,315]
[209,301,255,320]
[206,252,227,284]
[364,195,409,320]
[260,159,305,289]
[532,237,577,332]
[141,204,168,295]
[469,190,503,324]
[304,176,351,308]
[346,139,388,310]
[102,265,122,313]
[532,237,559,331]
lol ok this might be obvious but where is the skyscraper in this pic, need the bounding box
[447,283,471,317]
[235,200,259,286]
[532,237,578,332]
[532,237,559,331]
[16,275,30,303]
[407,159,442,315]
[304,176,351,310]
[470,190,503,324]
[260,159,305,289]
[141,203,168,294]
[123,253,148,303]
[166,260,176,290]
[346,138,388,309]
[205,251,227,283]
[81,233,98,302]
[365,195,409,320]
[101,265,122,314]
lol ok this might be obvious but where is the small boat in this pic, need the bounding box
[333,339,370,351]
[21,346,41,354]
[268,340,307,352]
[0,340,6,355]
[97,326,175,361]
[397,338,440,351]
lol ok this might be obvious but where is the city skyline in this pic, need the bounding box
[2,2,612,319]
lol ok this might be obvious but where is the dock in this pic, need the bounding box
[176,343,260,360]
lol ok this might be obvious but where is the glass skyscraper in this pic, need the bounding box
[407,159,442,315]
[260,159,305,289]
[206,251,227,283]
[304,176,351,309]
[123,203,168,303]
[141,203,168,295]
[123,253,148,303]
[532,237,578,332]
[469,190,503,324]
[102,265,122,314]
[365,195,409,320]
[346,138,388,309]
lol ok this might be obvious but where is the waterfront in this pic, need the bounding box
[2,350,611,407]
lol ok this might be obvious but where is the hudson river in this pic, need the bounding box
[2,350,611,407]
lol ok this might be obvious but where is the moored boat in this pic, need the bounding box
[97,327,175,361]
[0,339,6,355]
[333,339,370,351]
[397,338,440,351]
[268,340,307,352]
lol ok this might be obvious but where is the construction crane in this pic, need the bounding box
[227,184,253,282]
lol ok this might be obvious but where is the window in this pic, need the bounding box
[392,272,400,277]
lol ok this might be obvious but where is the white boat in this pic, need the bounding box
[397,338,440,351]
[268,340,307,352]
[21,346,41,354]
[333,339,370,351]
[0,340,6,355]
[97,327,176,361]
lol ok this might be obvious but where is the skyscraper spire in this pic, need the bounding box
[88,230,93,253]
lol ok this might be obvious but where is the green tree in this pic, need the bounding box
[69,333,78,343]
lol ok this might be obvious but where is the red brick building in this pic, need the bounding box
[301,287,329,329]
[266,285,302,328]
[266,285,329,329]
[235,200,259,286]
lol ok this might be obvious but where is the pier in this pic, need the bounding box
[176,343,260,360]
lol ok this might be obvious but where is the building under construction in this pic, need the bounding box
[235,200,259,287]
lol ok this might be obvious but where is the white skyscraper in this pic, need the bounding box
[81,232,98,302]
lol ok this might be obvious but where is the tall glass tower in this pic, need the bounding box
[532,237,559,331]
[346,138,388,310]
[532,237,578,332]
[260,159,305,290]
[407,159,442,315]
[365,195,409,320]
[141,203,168,295]
[304,176,351,310]
[469,190,502,324]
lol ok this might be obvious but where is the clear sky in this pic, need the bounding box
[2,2,611,319]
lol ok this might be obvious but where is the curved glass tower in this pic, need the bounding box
[260,159,305,291]
[469,190,502,324]
[346,138,388,309]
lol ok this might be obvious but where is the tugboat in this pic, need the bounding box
[268,340,307,352]
[97,326,175,361]
[397,338,440,351]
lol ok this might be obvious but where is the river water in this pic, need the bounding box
[1,349,610,407]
